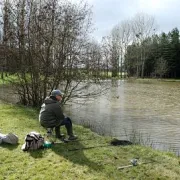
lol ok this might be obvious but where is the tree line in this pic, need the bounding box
[101,13,180,79]
[125,28,180,78]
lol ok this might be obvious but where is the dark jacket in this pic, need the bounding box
[39,96,65,128]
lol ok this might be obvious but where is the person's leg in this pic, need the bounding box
[55,126,64,139]
[47,128,53,137]
[60,117,77,140]
[60,117,73,136]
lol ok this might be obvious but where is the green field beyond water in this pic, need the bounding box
[0,102,180,180]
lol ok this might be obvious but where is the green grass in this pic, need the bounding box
[0,74,19,85]
[0,71,127,86]
[0,102,180,180]
[127,78,180,84]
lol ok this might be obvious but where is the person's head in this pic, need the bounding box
[51,90,63,101]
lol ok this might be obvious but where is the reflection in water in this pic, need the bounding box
[65,80,180,155]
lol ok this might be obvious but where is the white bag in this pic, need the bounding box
[2,133,19,144]
[0,137,3,144]
[0,133,6,144]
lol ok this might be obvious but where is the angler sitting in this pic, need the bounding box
[39,89,77,141]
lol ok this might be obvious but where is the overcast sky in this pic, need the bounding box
[73,0,180,41]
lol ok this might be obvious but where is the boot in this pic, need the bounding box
[47,128,53,137]
[66,126,78,140]
[46,128,55,143]
[55,126,65,139]
[68,135,78,141]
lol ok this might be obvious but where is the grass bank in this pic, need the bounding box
[0,102,180,180]
[128,78,180,83]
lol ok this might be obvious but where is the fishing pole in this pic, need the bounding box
[53,138,101,144]
[67,139,132,151]
[117,159,157,170]
[68,145,111,151]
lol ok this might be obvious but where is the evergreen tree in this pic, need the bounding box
[169,28,180,78]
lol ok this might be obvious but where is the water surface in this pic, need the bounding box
[1,80,180,154]
[65,80,180,154]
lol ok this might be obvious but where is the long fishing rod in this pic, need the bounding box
[53,138,100,144]
[67,139,133,151]
[68,144,112,151]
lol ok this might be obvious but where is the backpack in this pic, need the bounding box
[22,132,44,151]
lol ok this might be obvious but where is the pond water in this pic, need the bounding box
[0,80,180,155]
[0,85,19,103]
[65,80,180,155]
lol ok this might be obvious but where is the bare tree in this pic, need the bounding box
[101,34,120,78]
[1,0,10,79]
[84,40,102,78]
[110,19,132,78]
[0,0,109,107]
[132,13,157,78]
[101,36,111,78]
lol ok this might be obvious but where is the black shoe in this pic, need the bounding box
[68,135,78,141]
[56,134,65,139]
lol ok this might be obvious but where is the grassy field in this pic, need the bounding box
[0,72,127,86]
[134,78,180,83]
[0,102,180,180]
[0,74,19,85]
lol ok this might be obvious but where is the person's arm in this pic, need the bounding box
[53,102,65,121]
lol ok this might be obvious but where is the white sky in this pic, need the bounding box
[72,0,180,41]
